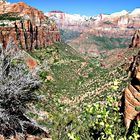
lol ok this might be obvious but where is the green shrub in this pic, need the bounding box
[47,95,125,140]
[60,29,81,42]
[29,43,140,139]
[0,12,22,21]
[39,71,48,80]
[103,21,113,25]
[88,36,129,50]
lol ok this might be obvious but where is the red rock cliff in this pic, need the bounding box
[130,30,140,48]
[0,1,61,50]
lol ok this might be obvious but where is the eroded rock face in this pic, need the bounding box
[0,2,45,26]
[47,9,140,38]
[130,30,140,48]
[0,2,61,50]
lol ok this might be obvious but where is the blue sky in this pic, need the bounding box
[9,0,140,16]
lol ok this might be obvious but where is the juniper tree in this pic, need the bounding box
[0,44,49,138]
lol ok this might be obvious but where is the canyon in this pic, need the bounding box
[0,1,140,139]
[0,0,139,56]
[46,9,140,56]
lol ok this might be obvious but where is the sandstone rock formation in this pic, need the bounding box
[46,9,140,56]
[46,9,140,38]
[130,30,140,48]
[0,1,45,26]
[0,1,61,50]
[46,11,91,31]
[123,50,140,129]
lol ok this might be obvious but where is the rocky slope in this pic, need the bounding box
[46,11,90,31]
[46,9,140,39]
[130,29,140,48]
[86,9,140,38]
[46,9,140,35]
[0,0,61,50]
[27,40,140,139]
[46,9,140,56]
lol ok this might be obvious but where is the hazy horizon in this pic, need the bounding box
[8,0,140,16]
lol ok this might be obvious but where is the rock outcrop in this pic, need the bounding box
[0,20,60,50]
[123,50,140,129]
[46,9,140,38]
[46,11,91,31]
[0,1,61,50]
[46,9,140,56]
[0,1,45,26]
[130,30,140,48]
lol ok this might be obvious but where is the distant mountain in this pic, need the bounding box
[46,9,140,31]
[46,9,140,56]
[45,11,92,31]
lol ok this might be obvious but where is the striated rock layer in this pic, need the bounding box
[46,9,140,38]
[130,30,140,48]
[0,20,61,50]
[0,1,61,50]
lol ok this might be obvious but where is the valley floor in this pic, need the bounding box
[27,43,140,139]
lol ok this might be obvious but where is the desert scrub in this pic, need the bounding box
[49,94,140,140]
[60,29,81,42]
[87,36,129,50]
[27,43,140,139]
[48,95,126,140]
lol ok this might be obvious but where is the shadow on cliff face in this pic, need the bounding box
[0,1,61,51]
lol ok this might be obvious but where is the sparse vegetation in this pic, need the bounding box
[60,29,81,42]
[88,36,129,50]
[0,23,8,27]
[103,21,113,25]
[0,40,138,139]
[27,42,140,139]
[0,12,22,21]
[1,0,139,139]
